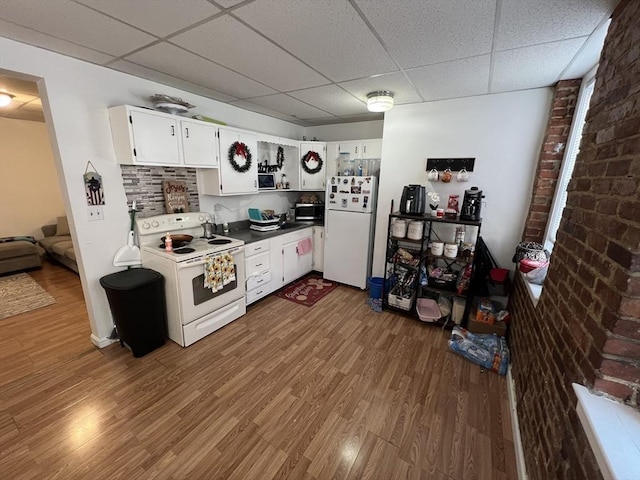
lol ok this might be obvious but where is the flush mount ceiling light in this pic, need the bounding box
[367,91,394,112]
[0,93,15,107]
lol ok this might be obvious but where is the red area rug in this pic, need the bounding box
[275,274,338,307]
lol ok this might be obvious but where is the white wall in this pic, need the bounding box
[0,37,305,346]
[372,89,553,275]
[0,118,65,238]
[200,190,300,224]
[304,120,383,141]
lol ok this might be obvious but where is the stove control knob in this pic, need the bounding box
[151,220,159,228]
[141,221,151,229]
[198,214,205,222]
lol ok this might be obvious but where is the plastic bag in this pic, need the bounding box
[448,326,509,375]
[524,263,549,284]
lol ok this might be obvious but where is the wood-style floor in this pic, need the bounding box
[0,262,517,479]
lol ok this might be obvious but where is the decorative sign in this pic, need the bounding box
[426,157,475,172]
[84,161,104,206]
[163,180,189,213]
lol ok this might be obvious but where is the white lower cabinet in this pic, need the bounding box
[280,227,313,284]
[313,226,324,272]
[244,239,271,305]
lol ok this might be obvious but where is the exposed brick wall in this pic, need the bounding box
[522,80,581,243]
[510,0,639,478]
[120,165,200,218]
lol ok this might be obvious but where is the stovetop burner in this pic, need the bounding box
[173,247,196,254]
[208,239,232,245]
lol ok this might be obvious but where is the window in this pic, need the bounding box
[544,68,597,250]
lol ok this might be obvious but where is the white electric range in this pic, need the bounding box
[136,212,246,347]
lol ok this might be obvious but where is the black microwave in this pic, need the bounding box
[295,203,324,221]
[258,173,276,190]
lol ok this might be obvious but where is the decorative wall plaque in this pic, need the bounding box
[163,180,189,213]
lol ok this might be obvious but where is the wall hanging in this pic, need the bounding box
[163,180,189,213]
[84,161,104,206]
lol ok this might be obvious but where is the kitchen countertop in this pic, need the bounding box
[228,221,323,245]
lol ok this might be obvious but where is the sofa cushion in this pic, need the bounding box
[0,240,41,260]
[39,235,72,252]
[56,216,70,236]
[51,240,74,257]
[65,248,76,261]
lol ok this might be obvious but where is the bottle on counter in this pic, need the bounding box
[165,232,173,252]
[223,222,229,234]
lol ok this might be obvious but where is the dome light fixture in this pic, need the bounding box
[0,93,15,107]
[367,91,394,112]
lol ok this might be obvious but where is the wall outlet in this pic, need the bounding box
[88,206,104,221]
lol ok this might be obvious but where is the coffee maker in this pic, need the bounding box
[460,187,483,221]
[400,185,426,214]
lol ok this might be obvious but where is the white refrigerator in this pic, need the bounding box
[324,176,377,289]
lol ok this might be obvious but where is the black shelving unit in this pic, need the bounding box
[383,212,482,326]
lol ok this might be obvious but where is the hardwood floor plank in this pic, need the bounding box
[0,264,517,479]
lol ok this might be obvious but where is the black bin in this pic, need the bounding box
[100,268,166,357]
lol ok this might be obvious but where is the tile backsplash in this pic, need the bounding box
[121,165,199,218]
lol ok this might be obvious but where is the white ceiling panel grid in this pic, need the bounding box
[0,0,621,126]
[75,0,221,38]
[355,0,496,68]
[233,0,398,82]
[171,16,329,92]
[0,0,156,57]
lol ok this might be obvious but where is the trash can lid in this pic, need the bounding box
[99,268,163,290]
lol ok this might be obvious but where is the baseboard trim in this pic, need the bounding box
[507,365,528,480]
[91,334,117,348]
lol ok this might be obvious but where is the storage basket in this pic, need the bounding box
[388,287,415,310]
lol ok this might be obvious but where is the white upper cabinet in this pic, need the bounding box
[197,126,258,196]
[361,139,383,159]
[108,105,218,168]
[180,118,219,168]
[299,141,326,191]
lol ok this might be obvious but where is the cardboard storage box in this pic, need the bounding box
[467,311,508,336]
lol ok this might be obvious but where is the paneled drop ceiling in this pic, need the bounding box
[0,0,620,126]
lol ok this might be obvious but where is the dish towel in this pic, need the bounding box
[204,252,236,292]
[297,238,313,255]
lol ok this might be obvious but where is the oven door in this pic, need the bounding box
[175,246,245,325]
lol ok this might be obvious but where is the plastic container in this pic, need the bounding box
[416,298,441,322]
[99,268,166,357]
[391,219,407,238]
[407,220,423,240]
[368,276,385,299]
[452,297,466,325]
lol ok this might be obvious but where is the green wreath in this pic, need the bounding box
[301,150,323,175]
[228,141,252,173]
[276,146,285,170]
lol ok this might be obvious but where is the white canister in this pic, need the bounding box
[392,219,407,238]
[444,243,459,258]
[407,221,423,240]
[431,241,444,256]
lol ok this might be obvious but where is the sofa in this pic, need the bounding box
[0,237,43,275]
[38,216,78,274]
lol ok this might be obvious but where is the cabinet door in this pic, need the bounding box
[218,127,258,195]
[283,241,299,285]
[130,109,181,165]
[313,226,324,272]
[181,119,219,167]
[325,142,339,177]
[300,142,326,191]
[336,141,361,159]
[298,242,313,276]
[361,139,382,158]
[270,236,284,290]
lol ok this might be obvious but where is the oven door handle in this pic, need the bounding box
[176,246,244,269]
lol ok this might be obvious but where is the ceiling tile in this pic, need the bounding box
[229,99,308,125]
[335,112,385,123]
[108,60,239,103]
[356,0,496,68]
[248,94,331,120]
[0,0,156,56]
[0,19,116,65]
[125,43,276,99]
[561,19,610,79]
[288,85,365,116]
[407,55,491,101]
[234,0,396,82]
[496,0,618,51]
[492,38,586,92]
[339,72,423,105]
[171,16,328,92]
[216,0,252,8]
[76,0,220,37]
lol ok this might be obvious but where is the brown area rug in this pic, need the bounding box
[275,274,338,307]
[0,273,56,319]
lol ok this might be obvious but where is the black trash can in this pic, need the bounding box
[100,268,166,358]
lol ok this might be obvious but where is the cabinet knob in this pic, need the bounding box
[185,127,189,138]
[170,125,175,136]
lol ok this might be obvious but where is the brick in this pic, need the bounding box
[613,319,640,341]
[593,378,635,402]
[620,297,640,317]
[607,241,636,270]
[611,177,638,196]
[600,359,640,383]
[603,337,640,357]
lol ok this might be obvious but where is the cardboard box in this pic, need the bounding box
[475,298,499,324]
[467,311,508,336]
